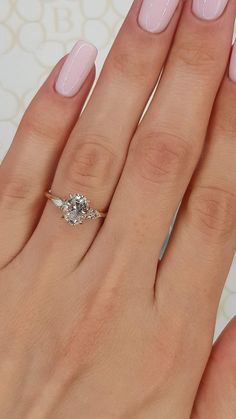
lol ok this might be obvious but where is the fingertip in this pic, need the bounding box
[39,50,96,102]
[55,41,97,98]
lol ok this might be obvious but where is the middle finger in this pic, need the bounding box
[27,0,183,271]
[98,0,235,285]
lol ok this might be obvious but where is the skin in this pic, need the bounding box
[0,0,235,418]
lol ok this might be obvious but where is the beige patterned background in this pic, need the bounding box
[0,0,235,338]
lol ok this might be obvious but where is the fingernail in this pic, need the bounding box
[55,41,97,97]
[192,0,229,21]
[229,42,236,83]
[138,0,180,33]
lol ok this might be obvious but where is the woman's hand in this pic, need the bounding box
[0,0,236,418]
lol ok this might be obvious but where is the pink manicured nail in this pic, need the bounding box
[55,41,97,97]
[192,0,229,20]
[229,43,236,83]
[138,0,180,33]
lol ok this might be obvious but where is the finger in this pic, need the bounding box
[192,317,236,419]
[99,0,235,280]
[157,55,236,322]
[31,0,184,270]
[154,52,236,382]
[147,47,236,416]
[0,45,96,268]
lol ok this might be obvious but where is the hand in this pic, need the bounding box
[0,0,236,418]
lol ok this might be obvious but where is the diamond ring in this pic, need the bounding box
[45,190,107,226]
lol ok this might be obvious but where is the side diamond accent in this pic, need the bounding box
[86,208,100,220]
[51,197,64,208]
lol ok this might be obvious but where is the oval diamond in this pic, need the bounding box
[62,193,90,225]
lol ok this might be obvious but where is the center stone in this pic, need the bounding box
[62,193,90,225]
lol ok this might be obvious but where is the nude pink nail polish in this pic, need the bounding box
[138,0,180,33]
[55,41,97,97]
[192,0,229,20]
[229,43,236,83]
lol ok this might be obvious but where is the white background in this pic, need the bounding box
[0,0,235,337]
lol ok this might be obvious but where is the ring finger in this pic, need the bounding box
[27,0,183,271]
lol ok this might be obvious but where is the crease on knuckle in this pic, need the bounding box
[171,39,217,71]
[0,175,33,210]
[187,186,236,240]
[66,135,117,190]
[110,50,148,83]
[131,131,194,184]
[19,116,60,148]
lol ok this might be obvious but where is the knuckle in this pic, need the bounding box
[171,39,217,72]
[66,135,117,190]
[131,131,194,184]
[111,51,148,83]
[187,186,236,240]
[20,107,66,148]
[19,116,56,147]
[0,174,32,211]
